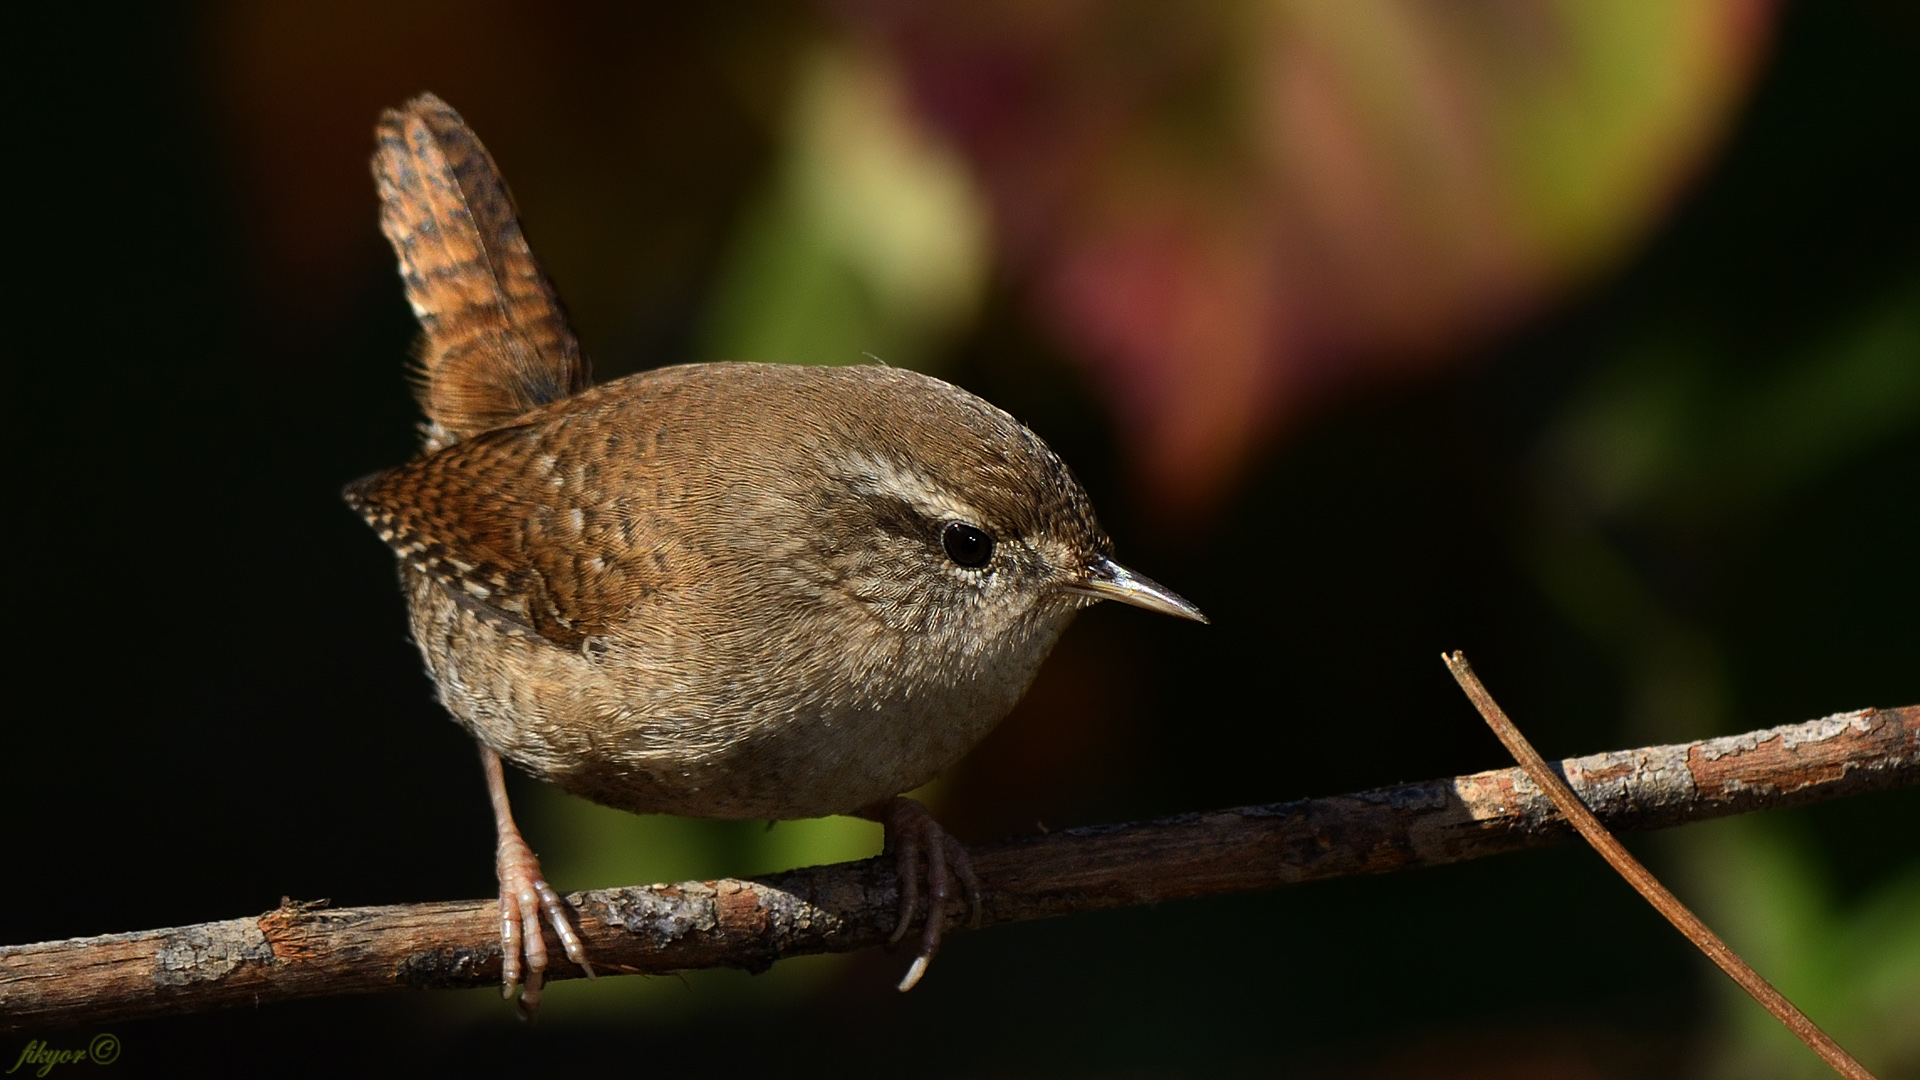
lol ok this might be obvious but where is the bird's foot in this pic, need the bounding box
[494,828,593,1017]
[481,745,592,1018]
[866,796,981,992]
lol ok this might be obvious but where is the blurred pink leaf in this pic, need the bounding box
[852,0,1775,513]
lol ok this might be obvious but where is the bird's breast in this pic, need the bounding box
[405,564,1073,820]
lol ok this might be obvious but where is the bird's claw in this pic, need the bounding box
[494,814,593,1018]
[871,796,980,992]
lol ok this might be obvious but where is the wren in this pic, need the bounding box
[344,94,1205,1012]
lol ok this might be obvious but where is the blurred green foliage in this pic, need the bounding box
[700,42,988,371]
[1525,277,1920,1075]
[5,1,1915,1076]
[1679,816,1920,1078]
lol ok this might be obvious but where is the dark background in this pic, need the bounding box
[8,2,1917,1076]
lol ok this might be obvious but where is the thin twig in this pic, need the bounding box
[2,703,1914,1033]
[1442,651,1877,1080]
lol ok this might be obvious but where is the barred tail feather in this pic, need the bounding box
[371,93,589,444]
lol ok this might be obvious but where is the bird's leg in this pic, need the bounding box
[862,796,981,992]
[480,744,593,1017]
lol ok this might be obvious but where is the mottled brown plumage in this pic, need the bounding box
[372,94,588,444]
[347,95,1204,1012]
[347,361,1128,817]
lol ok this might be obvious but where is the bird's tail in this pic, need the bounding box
[371,93,590,447]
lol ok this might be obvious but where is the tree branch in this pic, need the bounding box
[1444,655,1877,1080]
[4,705,1913,1032]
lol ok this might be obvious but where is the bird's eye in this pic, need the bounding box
[941,521,995,568]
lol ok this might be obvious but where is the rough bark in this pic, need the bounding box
[3,704,1913,1033]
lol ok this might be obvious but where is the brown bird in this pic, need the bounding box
[345,93,1204,1013]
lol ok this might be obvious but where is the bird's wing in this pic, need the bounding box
[342,418,663,648]
[372,93,589,443]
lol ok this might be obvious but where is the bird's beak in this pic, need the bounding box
[1066,557,1208,623]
